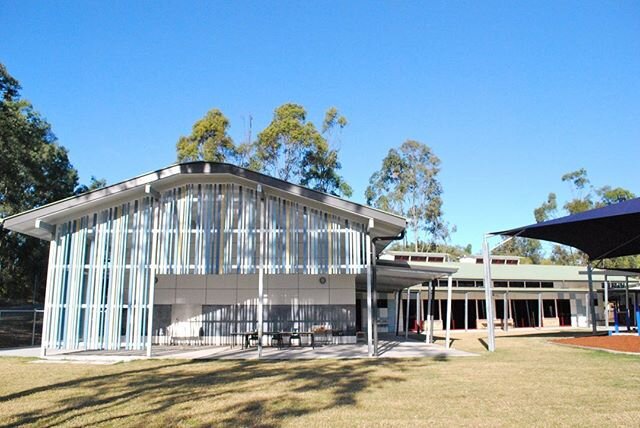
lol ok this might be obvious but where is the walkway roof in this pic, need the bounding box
[356,259,458,292]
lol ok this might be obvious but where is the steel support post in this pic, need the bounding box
[503,293,508,331]
[395,290,401,336]
[31,310,37,346]
[405,288,411,340]
[538,293,543,328]
[372,240,379,357]
[464,292,469,332]
[482,235,496,351]
[445,274,453,349]
[587,263,598,335]
[505,290,510,332]
[604,275,609,330]
[146,198,160,358]
[416,286,421,334]
[626,276,631,332]
[425,282,432,343]
[429,282,435,344]
[366,231,374,357]
[257,185,265,359]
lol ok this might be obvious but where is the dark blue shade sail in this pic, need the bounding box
[494,197,640,261]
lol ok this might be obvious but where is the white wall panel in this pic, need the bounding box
[266,274,299,289]
[177,275,206,289]
[330,288,356,305]
[176,289,206,304]
[205,289,237,305]
[299,288,330,305]
[155,289,177,305]
[43,178,367,351]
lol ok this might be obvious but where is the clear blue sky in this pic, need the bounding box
[2,1,639,252]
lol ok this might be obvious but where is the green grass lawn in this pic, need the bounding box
[1,332,639,427]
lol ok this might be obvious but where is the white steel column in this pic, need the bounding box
[416,287,421,334]
[445,274,453,349]
[464,292,469,332]
[365,226,374,357]
[146,198,160,358]
[505,290,510,332]
[426,281,432,343]
[503,293,508,331]
[371,240,378,357]
[482,235,496,351]
[587,263,597,334]
[405,288,411,340]
[257,185,265,358]
[429,282,435,344]
[538,293,543,328]
[40,238,58,357]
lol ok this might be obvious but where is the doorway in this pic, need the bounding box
[511,300,540,328]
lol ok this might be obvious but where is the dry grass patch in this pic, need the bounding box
[1,333,639,427]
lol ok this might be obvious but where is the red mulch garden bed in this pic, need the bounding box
[552,335,640,354]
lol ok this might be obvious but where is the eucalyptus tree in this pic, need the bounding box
[365,140,449,251]
[531,169,637,267]
[176,108,236,162]
[176,103,353,197]
[0,63,80,301]
[255,103,352,197]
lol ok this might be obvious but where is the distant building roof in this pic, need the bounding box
[380,251,638,282]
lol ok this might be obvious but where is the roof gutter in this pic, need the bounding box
[372,230,406,259]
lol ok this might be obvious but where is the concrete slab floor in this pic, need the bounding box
[0,336,476,364]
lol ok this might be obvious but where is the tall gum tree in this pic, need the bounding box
[365,140,450,251]
[0,63,81,302]
[532,169,638,267]
[176,108,235,162]
[255,103,352,197]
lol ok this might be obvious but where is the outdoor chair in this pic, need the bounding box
[247,332,259,348]
[289,332,301,347]
[270,332,284,349]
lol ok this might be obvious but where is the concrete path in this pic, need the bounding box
[0,336,475,363]
[0,346,41,358]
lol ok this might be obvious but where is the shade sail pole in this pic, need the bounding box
[604,274,609,330]
[482,234,496,352]
[372,239,379,357]
[445,274,453,349]
[587,263,597,335]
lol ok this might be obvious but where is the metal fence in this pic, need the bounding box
[0,309,44,348]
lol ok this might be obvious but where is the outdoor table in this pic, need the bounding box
[229,332,258,349]
[281,331,314,348]
[231,331,316,349]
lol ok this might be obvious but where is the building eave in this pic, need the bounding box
[2,162,407,249]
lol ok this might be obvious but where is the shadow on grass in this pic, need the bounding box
[478,338,489,351]
[496,331,606,339]
[0,357,421,427]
